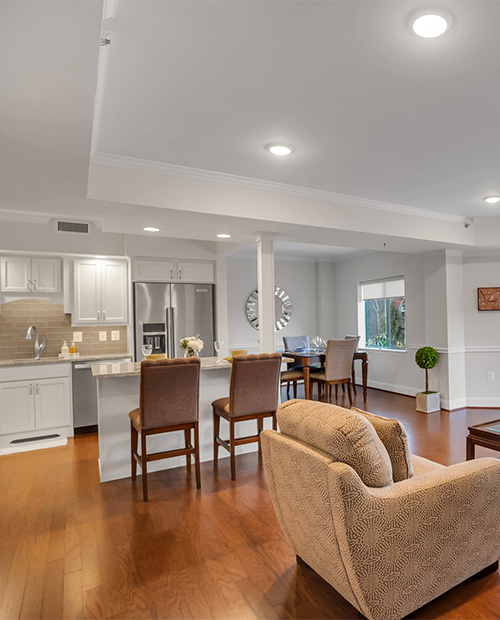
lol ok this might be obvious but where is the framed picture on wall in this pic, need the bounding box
[478,287,500,311]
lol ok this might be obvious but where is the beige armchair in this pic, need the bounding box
[261,399,500,620]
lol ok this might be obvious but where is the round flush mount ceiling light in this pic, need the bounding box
[412,13,449,38]
[266,144,294,156]
[144,226,160,232]
[484,196,500,204]
[217,233,231,239]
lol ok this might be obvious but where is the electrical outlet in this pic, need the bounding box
[99,331,107,342]
[487,371,495,381]
[73,332,83,343]
[111,330,120,341]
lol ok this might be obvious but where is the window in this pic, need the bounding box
[360,277,405,350]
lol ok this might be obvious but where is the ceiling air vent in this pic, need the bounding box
[56,221,90,234]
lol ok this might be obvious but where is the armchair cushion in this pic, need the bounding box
[351,407,414,482]
[277,399,393,488]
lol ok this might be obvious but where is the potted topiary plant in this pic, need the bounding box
[415,346,440,413]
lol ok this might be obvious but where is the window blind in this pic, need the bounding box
[361,277,405,301]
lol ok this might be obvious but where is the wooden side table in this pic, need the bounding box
[466,419,500,460]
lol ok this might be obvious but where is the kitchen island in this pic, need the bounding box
[93,357,277,483]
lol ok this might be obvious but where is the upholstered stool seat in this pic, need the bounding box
[129,357,201,501]
[211,397,230,414]
[212,353,282,480]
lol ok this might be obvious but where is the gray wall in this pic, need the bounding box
[227,256,320,353]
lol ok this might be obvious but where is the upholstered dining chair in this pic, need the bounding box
[310,338,357,406]
[281,335,309,398]
[212,353,282,480]
[345,334,361,394]
[129,357,201,501]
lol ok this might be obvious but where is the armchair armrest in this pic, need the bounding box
[328,457,500,620]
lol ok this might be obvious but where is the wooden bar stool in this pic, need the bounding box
[212,353,282,481]
[129,357,201,501]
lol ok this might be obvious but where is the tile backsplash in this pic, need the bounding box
[0,299,128,360]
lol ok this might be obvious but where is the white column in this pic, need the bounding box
[256,232,276,353]
[215,256,229,357]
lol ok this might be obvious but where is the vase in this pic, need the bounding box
[184,349,199,358]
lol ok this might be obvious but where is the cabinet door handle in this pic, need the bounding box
[29,383,33,395]
[170,268,173,280]
[32,279,37,289]
[27,279,32,291]
[103,310,106,321]
[97,310,100,322]
[178,269,182,280]
[36,383,39,395]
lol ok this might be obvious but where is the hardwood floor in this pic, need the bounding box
[1,387,500,620]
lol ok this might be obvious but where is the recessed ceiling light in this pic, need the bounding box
[266,144,294,156]
[217,233,231,239]
[144,226,160,232]
[484,196,500,204]
[412,14,449,38]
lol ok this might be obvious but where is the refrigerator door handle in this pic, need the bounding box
[170,306,176,358]
[166,307,170,357]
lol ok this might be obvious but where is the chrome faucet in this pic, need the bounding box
[25,325,46,360]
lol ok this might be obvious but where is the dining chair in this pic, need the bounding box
[129,357,201,501]
[310,339,357,406]
[283,335,310,351]
[345,334,361,394]
[281,335,309,398]
[212,353,282,480]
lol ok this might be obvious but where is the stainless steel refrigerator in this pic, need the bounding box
[134,282,215,361]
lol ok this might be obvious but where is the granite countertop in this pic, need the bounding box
[91,355,294,379]
[92,356,232,379]
[0,353,133,368]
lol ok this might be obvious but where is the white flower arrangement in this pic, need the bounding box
[179,334,204,357]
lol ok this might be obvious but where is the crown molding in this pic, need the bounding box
[91,152,465,224]
[473,217,500,225]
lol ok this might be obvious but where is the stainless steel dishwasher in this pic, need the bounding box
[72,358,132,430]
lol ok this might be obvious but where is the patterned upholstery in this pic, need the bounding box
[351,407,414,482]
[277,400,393,488]
[262,401,500,620]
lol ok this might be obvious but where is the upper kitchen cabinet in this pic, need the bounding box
[0,256,61,293]
[132,259,214,283]
[132,259,176,282]
[73,259,128,325]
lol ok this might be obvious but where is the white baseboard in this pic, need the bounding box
[367,379,418,398]
[464,396,500,408]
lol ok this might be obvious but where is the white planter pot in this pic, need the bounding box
[416,391,441,413]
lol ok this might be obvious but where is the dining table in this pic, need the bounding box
[284,350,368,400]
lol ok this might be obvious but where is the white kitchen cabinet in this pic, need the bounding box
[73,259,128,325]
[132,258,214,283]
[0,256,61,293]
[0,381,35,434]
[177,261,215,283]
[35,377,71,429]
[132,259,175,282]
[0,365,71,438]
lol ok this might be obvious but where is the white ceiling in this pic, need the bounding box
[97,0,500,218]
[1,0,499,260]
